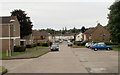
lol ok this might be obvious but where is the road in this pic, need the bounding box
[1,42,118,73]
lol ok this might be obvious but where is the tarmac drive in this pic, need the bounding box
[1,42,118,73]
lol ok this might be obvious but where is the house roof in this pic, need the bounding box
[23,34,33,39]
[32,30,51,36]
[54,33,75,36]
[84,23,103,35]
[0,16,17,24]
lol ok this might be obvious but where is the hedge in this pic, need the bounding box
[26,43,37,48]
[37,42,52,47]
[14,45,26,52]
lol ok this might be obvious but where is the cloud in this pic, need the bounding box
[0,2,113,30]
[0,0,115,2]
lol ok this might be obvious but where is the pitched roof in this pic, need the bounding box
[84,28,95,34]
[54,33,75,36]
[32,30,51,36]
[84,23,103,35]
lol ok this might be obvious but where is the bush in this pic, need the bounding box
[33,43,37,47]
[26,43,37,48]
[80,41,87,46]
[14,45,26,52]
[74,41,89,46]
[104,42,119,45]
[37,43,41,46]
[26,44,33,48]
[37,42,52,47]
[74,41,81,46]
[41,43,49,47]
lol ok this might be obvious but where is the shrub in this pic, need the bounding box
[26,44,33,48]
[74,41,81,46]
[80,41,87,46]
[104,42,119,45]
[42,43,49,47]
[14,45,26,52]
[74,41,89,46]
[37,43,41,46]
[33,43,37,47]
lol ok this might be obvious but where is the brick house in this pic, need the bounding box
[32,30,52,43]
[83,23,110,42]
[54,33,75,41]
[0,16,20,52]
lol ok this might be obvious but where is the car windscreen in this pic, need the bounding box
[51,45,58,47]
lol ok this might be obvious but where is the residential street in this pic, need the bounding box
[2,42,118,73]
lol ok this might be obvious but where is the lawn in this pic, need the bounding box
[0,66,6,71]
[0,66,7,74]
[0,46,48,59]
[108,45,120,51]
[31,50,50,57]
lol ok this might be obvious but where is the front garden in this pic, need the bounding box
[0,42,52,59]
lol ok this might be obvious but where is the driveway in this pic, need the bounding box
[1,42,118,73]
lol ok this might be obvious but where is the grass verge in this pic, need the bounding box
[108,45,120,51]
[0,46,48,59]
[30,50,50,57]
[0,66,7,74]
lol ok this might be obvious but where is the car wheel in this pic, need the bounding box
[94,48,98,51]
[107,48,110,50]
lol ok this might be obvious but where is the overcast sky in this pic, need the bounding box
[0,0,115,30]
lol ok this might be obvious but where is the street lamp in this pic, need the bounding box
[9,19,15,56]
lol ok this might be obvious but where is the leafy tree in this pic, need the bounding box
[11,9,33,38]
[81,26,86,33]
[107,1,120,43]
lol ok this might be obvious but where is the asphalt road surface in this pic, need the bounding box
[1,42,118,73]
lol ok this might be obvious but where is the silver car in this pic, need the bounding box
[51,44,59,51]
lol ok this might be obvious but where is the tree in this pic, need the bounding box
[107,1,120,43]
[81,26,86,33]
[11,9,33,38]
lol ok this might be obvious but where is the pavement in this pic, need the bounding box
[1,42,119,73]
[2,48,49,60]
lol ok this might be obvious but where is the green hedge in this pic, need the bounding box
[74,41,88,46]
[14,45,26,52]
[37,42,52,47]
[104,42,119,45]
[26,43,37,48]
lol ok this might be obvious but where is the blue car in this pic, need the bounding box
[91,43,112,51]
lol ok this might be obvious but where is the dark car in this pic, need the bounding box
[50,44,59,51]
[68,42,73,46]
[91,43,112,51]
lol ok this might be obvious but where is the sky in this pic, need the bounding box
[0,0,115,30]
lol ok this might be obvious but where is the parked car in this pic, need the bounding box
[68,42,73,46]
[50,44,59,51]
[91,43,112,51]
[59,40,63,43]
[85,42,94,48]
